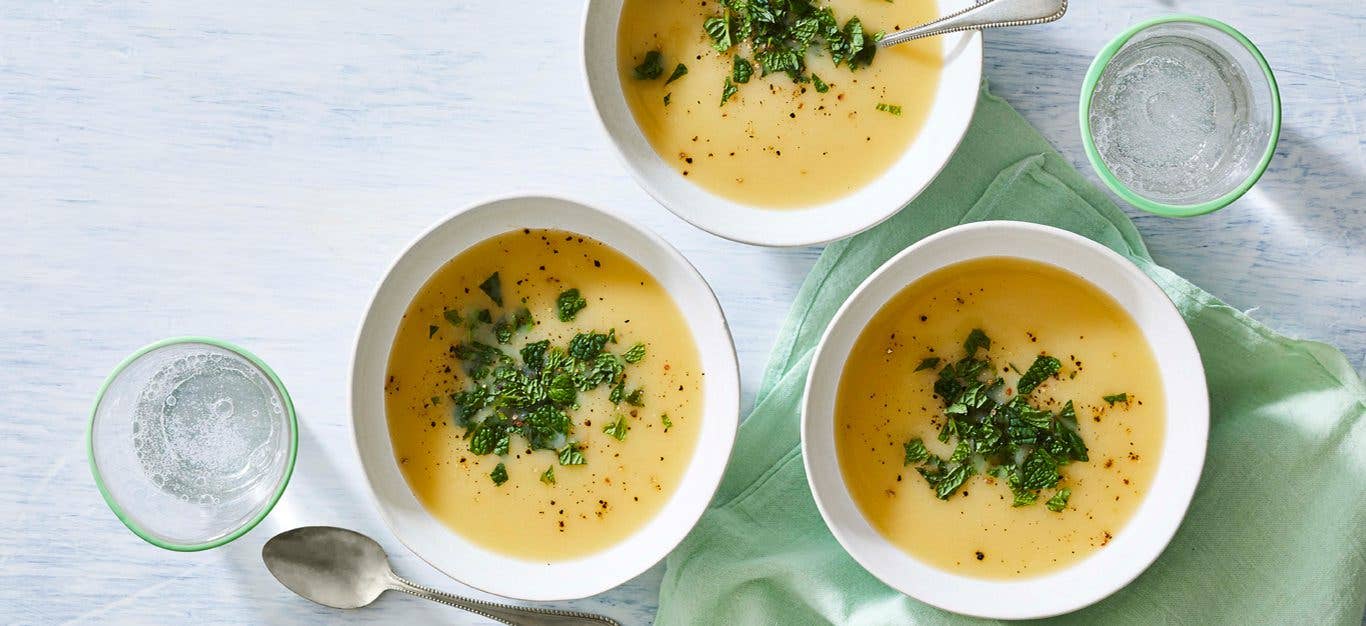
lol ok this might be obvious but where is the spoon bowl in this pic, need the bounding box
[262,526,390,609]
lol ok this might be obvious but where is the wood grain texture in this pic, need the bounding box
[0,0,1360,623]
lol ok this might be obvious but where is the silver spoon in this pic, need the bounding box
[262,526,620,625]
[877,0,1067,47]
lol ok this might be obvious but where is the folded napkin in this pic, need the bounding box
[655,83,1366,625]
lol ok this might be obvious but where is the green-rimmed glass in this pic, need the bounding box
[1079,15,1281,217]
[87,337,298,551]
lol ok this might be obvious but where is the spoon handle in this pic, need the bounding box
[390,576,621,626]
[877,0,1067,47]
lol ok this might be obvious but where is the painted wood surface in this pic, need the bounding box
[1,0,1361,623]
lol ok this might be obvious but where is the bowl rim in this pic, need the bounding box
[800,221,1209,618]
[1078,14,1282,217]
[580,0,984,247]
[348,193,741,600]
[86,336,299,552]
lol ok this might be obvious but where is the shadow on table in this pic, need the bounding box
[213,416,458,622]
[1252,125,1366,238]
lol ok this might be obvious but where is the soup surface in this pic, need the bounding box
[617,0,942,208]
[385,229,703,561]
[835,257,1165,578]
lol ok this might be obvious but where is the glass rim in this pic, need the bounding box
[1077,14,1282,217]
[86,336,299,552]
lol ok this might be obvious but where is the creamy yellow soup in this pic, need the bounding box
[835,258,1165,578]
[385,229,702,562]
[618,0,942,208]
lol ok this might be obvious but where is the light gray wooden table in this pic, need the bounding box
[2,0,1361,623]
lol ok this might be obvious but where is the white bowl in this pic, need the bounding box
[582,0,983,247]
[350,195,740,600]
[801,222,1208,619]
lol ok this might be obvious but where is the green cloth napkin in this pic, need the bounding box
[655,83,1366,625]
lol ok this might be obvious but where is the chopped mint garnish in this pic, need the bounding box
[556,288,587,322]
[902,438,928,465]
[665,63,688,84]
[720,77,738,105]
[1103,393,1129,405]
[603,415,630,441]
[732,57,753,84]
[900,330,1090,508]
[479,272,503,307]
[558,442,586,466]
[490,462,508,485]
[1017,355,1062,395]
[1046,488,1071,512]
[633,51,664,79]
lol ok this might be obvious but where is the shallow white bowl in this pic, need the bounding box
[351,195,740,600]
[802,221,1208,619]
[582,0,983,247]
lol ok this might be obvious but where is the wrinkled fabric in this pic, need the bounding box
[656,84,1366,625]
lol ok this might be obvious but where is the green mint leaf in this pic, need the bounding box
[476,308,493,324]
[791,15,820,45]
[661,413,673,430]
[493,318,515,344]
[603,415,630,441]
[732,57,753,84]
[665,63,688,84]
[1052,400,1089,461]
[490,462,508,485]
[1017,355,1061,395]
[558,442,586,466]
[556,288,587,322]
[443,309,462,326]
[479,272,503,307]
[663,92,671,106]
[451,387,489,427]
[623,342,647,363]
[428,325,438,338]
[625,387,645,407]
[914,356,940,372]
[704,14,735,52]
[1103,393,1129,405]
[948,441,970,464]
[932,463,974,499]
[547,373,576,406]
[541,465,556,485]
[875,103,902,115]
[568,332,610,360]
[574,353,623,390]
[903,438,928,465]
[468,417,508,455]
[520,340,549,371]
[1012,489,1038,507]
[721,77,738,106]
[756,48,802,77]
[513,307,534,332]
[963,329,990,355]
[633,50,664,79]
[811,74,829,93]
[1046,488,1071,512]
